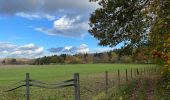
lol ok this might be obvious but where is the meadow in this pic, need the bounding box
[0,64,155,100]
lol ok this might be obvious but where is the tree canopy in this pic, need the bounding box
[89,0,152,49]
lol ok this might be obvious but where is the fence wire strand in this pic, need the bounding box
[30,79,74,86]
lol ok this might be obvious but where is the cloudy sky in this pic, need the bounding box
[0,0,119,58]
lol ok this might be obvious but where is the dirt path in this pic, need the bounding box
[131,79,141,100]
[131,78,154,100]
[146,79,154,100]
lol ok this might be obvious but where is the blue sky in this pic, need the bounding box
[0,0,119,58]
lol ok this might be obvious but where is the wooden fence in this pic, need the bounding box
[5,73,80,100]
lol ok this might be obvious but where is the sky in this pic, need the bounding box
[0,0,119,58]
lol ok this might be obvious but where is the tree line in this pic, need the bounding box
[33,48,152,65]
[0,58,34,65]
[0,47,152,65]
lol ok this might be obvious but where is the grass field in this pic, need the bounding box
[0,64,154,85]
[0,64,155,100]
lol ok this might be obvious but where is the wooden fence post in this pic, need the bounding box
[126,69,128,81]
[131,68,132,79]
[26,73,30,100]
[105,71,108,94]
[134,69,136,77]
[137,68,139,75]
[118,69,120,87]
[74,73,80,100]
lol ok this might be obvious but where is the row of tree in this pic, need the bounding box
[33,48,151,65]
[0,58,33,65]
[0,47,151,65]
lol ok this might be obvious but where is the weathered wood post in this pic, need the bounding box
[137,68,139,75]
[118,69,120,87]
[131,68,132,79]
[134,69,136,77]
[126,69,128,81]
[26,73,30,100]
[74,73,80,100]
[105,71,108,94]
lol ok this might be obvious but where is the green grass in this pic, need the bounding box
[107,79,137,100]
[0,64,156,100]
[0,64,154,85]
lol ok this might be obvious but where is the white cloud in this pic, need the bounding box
[91,48,113,53]
[36,15,89,37]
[64,46,73,50]
[0,0,98,16]
[77,44,89,53]
[0,0,99,37]
[54,16,79,30]
[18,43,36,50]
[35,47,44,54]
[0,42,44,58]
[49,44,89,54]
[16,12,55,20]
[48,44,114,55]
[11,51,22,55]
[0,42,16,52]
[1,50,8,54]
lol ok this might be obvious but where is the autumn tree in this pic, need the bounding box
[149,0,170,66]
[89,0,152,53]
[148,0,170,89]
[85,54,94,63]
[64,55,73,64]
[90,0,170,91]
[109,52,119,63]
[49,56,58,63]
[89,0,169,64]
[132,47,148,63]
